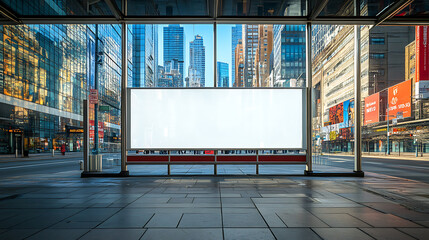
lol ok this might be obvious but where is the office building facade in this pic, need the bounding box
[189,35,205,87]
[273,25,306,87]
[217,61,229,87]
[231,25,242,87]
[0,24,126,154]
[163,25,184,86]
[131,24,158,87]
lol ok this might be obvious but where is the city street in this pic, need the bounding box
[1,153,429,183]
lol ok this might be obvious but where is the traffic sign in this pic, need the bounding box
[89,89,98,105]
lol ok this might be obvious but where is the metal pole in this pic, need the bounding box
[94,24,99,154]
[15,136,18,158]
[120,21,129,176]
[354,25,363,173]
[83,100,89,172]
[214,22,217,88]
[256,150,259,175]
[386,102,390,155]
[304,22,313,175]
[214,150,217,175]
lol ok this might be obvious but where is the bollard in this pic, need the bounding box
[79,160,84,170]
[52,149,55,157]
[15,149,18,158]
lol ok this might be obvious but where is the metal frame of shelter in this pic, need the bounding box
[1,0,427,177]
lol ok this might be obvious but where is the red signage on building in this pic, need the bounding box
[89,89,99,105]
[416,26,429,99]
[387,80,411,120]
[416,26,429,82]
[329,102,344,124]
[364,92,380,125]
[89,120,104,144]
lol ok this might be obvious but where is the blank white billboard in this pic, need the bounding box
[128,88,305,149]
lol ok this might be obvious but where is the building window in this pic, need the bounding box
[370,37,385,45]
[370,53,385,59]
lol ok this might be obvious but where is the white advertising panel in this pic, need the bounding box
[129,88,305,149]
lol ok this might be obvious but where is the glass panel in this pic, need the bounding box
[317,0,395,17]
[0,24,122,173]
[128,24,214,88]
[312,25,356,172]
[127,24,214,174]
[318,0,355,16]
[216,24,306,174]
[395,0,429,17]
[361,25,429,170]
[219,0,307,17]
[0,0,114,16]
[217,24,306,88]
[127,0,212,16]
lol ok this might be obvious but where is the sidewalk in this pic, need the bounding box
[0,168,428,240]
[0,152,84,163]
[322,152,429,161]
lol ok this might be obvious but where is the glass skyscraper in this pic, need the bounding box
[131,25,158,87]
[217,62,229,87]
[231,24,242,87]
[189,35,206,87]
[163,25,184,85]
[273,25,306,87]
[0,24,125,154]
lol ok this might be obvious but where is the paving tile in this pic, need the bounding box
[80,229,146,240]
[271,228,321,240]
[97,211,154,228]
[276,212,329,227]
[313,213,371,227]
[66,208,119,222]
[306,207,379,214]
[50,221,100,229]
[168,198,194,203]
[223,213,267,227]
[349,212,421,227]
[313,228,373,240]
[224,228,275,240]
[339,193,394,203]
[397,228,429,240]
[26,229,89,240]
[145,213,183,228]
[140,228,222,240]
[360,228,415,240]
[258,212,286,227]
[178,213,222,228]
[415,221,429,227]
[0,229,41,240]
[192,198,220,204]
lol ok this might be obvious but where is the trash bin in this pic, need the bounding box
[23,150,29,157]
[89,154,102,172]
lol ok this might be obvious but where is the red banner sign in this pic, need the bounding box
[416,26,429,83]
[89,120,104,143]
[387,80,411,120]
[364,92,380,125]
[416,26,429,99]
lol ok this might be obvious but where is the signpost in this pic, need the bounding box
[89,89,98,105]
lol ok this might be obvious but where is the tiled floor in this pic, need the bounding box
[1,169,429,239]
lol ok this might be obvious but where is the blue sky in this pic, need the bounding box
[158,24,234,87]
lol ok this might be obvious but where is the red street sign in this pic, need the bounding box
[89,89,98,105]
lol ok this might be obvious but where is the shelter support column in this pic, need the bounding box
[304,22,313,175]
[354,25,364,175]
[120,22,129,176]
